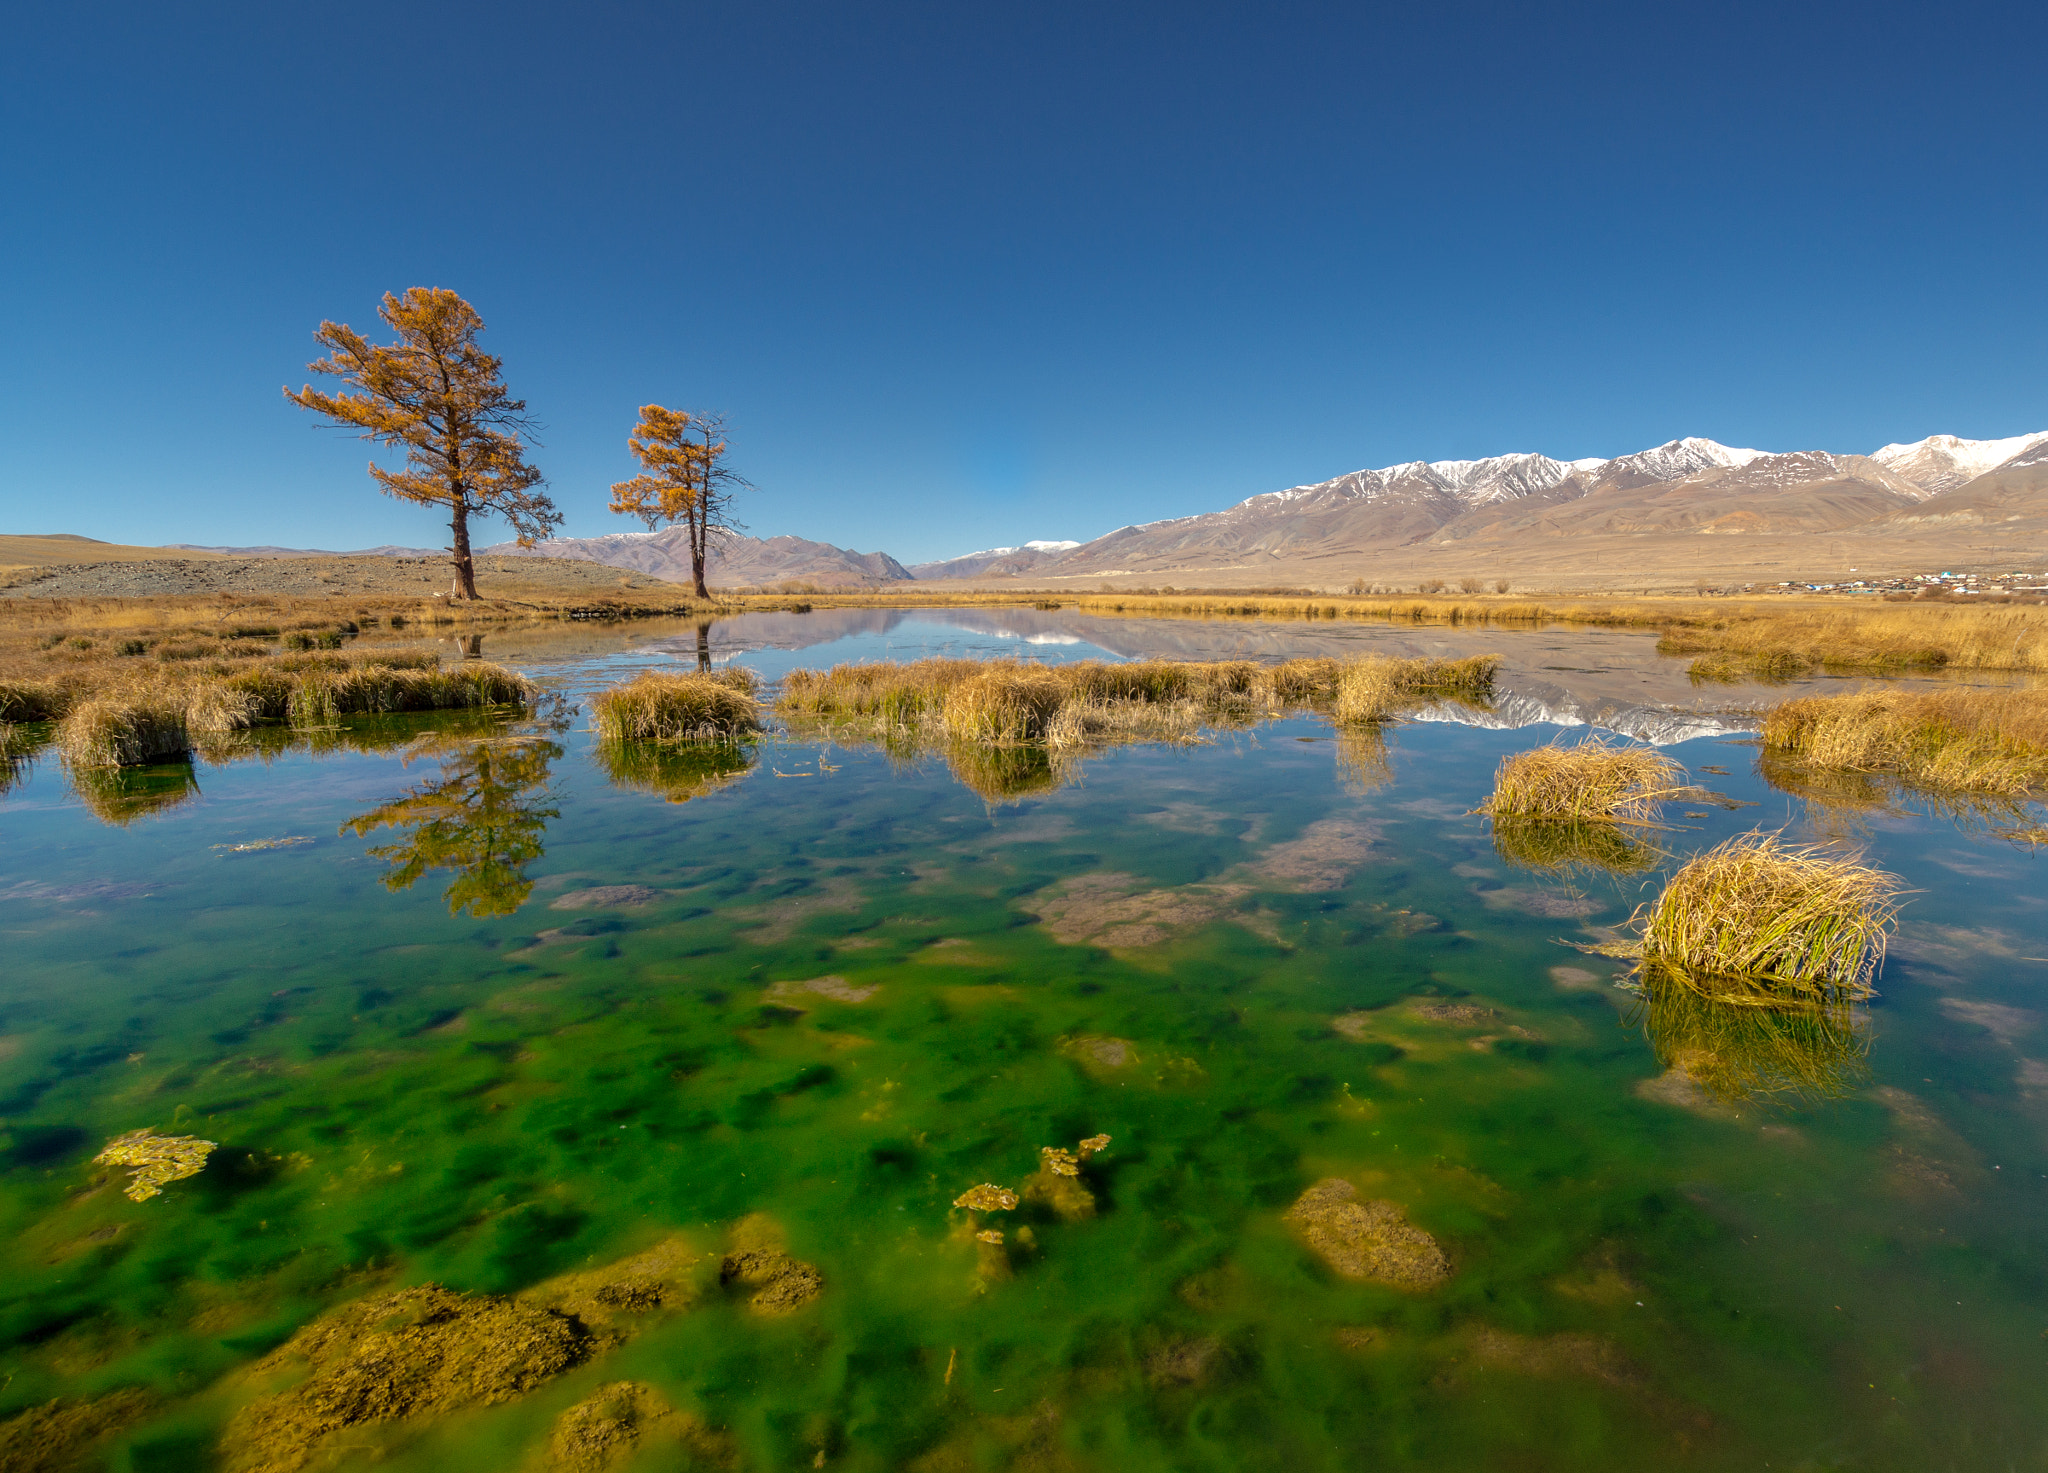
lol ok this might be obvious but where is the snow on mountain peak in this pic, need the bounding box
[1870,431,2048,494]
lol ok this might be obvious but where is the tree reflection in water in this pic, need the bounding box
[343,728,562,917]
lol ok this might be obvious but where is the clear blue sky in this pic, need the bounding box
[2,1,2043,563]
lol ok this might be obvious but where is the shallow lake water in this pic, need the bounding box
[4,609,2047,1471]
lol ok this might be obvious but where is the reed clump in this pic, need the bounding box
[940,665,1068,744]
[1478,738,1695,823]
[1762,687,2048,797]
[56,692,192,768]
[589,670,761,742]
[1333,655,1499,724]
[1594,833,1903,1002]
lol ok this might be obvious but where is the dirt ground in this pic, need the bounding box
[1,555,679,602]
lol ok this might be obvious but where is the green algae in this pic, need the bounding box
[0,661,2045,1470]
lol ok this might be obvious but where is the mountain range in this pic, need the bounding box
[165,428,2048,593]
[893,430,2048,589]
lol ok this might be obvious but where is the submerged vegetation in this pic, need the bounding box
[91,1130,218,1202]
[1594,833,1903,1003]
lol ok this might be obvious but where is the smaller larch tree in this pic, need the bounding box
[608,405,750,599]
[285,288,559,600]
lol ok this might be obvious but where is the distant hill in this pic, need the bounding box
[169,542,443,558]
[484,528,914,585]
[0,534,226,568]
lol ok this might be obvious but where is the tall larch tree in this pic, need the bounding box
[285,288,559,599]
[608,405,750,599]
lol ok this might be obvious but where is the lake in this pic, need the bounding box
[3,608,2044,1472]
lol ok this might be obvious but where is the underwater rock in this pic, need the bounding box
[1481,887,1601,919]
[1248,817,1378,892]
[1144,1335,1223,1387]
[0,1389,154,1473]
[546,1381,733,1473]
[1331,1011,1375,1040]
[1633,1064,1738,1119]
[1031,872,1250,949]
[1060,1034,1137,1070]
[719,1248,823,1313]
[1467,1328,1641,1387]
[766,975,879,1004]
[93,1129,217,1201]
[549,885,664,910]
[1411,1003,1497,1025]
[1285,1179,1450,1288]
[532,1236,702,1324]
[223,1285,595,1473]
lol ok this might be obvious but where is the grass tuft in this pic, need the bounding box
[1333,655,1499,724]
[1598,833,1903,1002]
[57,694,192,768]
[590,671,762,742]
[1478,738,1693,823]
[940,666,1069,744]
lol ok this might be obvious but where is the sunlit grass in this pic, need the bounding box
[589,671,761,742]
[1592,833,1903,1002]
[1762,687,2048,797]
[1332,655,1499,724]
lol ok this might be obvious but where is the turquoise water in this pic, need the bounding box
[3,611,2046,1471]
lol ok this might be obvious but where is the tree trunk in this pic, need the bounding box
[689,504,710,600]
[451,502,478,600]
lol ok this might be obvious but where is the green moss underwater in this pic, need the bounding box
[2,664,2047,1472]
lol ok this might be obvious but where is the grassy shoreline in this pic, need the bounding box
[5,585,2048,676]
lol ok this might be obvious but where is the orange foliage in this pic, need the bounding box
[608,405,749,599]
[285,288,558,599]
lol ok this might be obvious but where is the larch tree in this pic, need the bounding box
[285,288,559,600]
[608,405,750,599]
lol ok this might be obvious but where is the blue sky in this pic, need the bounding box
[2,1,2043,564]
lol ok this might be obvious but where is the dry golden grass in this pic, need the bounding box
[1477,738,1693,823]
[1762,687,2048,797]
[778,654,1476,752]
[1595,833,1904,1003]
[49,659,536,769]
[56,694,193,768]
[1332,654,1499,724]
[589,670,761,742]
[940,665,1068,744]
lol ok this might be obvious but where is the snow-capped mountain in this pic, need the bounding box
[909,430,2048,585]
[908,541,1082,580]
[1871,431,2048,495]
